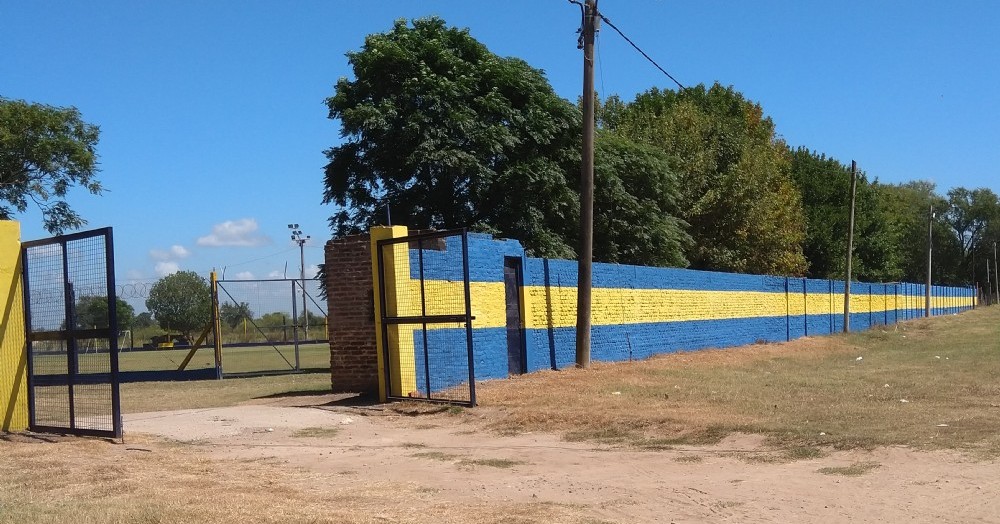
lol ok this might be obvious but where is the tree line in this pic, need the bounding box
[4,17,998,291]
[322,17,1000,289]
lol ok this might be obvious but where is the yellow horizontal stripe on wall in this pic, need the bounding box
[394,279,973,331]
[388,280,507,329]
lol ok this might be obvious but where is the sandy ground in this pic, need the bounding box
[124,393,1000,524]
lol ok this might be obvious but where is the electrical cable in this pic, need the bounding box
[598,13,685,90]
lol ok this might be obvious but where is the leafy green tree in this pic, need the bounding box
[0,97,102,234]
[133,312,155,329]
[877,181,962,284]
[73,295,134,330]
[593,132,690,266]
[323,17,581,258]
[944,187,1000,285]
[257,311,291,342]
[612,84,807,275]
[788,148,902,281]
[145,271,211,341]
[219,301,254,329]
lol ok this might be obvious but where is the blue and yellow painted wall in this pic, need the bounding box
[374,227,977,396]
[0,221,28,431]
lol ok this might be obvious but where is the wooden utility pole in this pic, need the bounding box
[575,0,598,368]
[843,160,857,332]
[994,241,998,304]
[988,258,993,306]
[926,204,934,317]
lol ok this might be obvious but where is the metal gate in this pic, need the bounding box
[215,278,329,376]
[21,228,122,438]
[376,229,476,406]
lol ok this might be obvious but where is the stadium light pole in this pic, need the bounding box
[288,224,311,339]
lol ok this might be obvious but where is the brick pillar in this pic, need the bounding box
[325,233,379,394]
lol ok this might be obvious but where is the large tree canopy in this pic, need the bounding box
[788,148,901,282]
[324,17,581,258]
[610,84,808,275]
[943,187,1000,285]
[75,295,135,330]
[145,271,211,341]
[0,97,102,234]
[323,17,691,267]
[593,132,690,267]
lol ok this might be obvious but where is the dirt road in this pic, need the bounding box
[122,393,1000,523]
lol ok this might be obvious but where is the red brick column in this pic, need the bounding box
[325,233,379,394]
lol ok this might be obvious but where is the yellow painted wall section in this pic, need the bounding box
[370,226,416,399]
[0,221,28,431]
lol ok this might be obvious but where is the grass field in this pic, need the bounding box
[32,342,331,375]
[476,305,1000,455]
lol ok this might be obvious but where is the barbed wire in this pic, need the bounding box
[27,278,324,302]
[118,282,155,298]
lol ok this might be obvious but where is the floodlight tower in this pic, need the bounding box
[288,224,311,338]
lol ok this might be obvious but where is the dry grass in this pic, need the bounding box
[290,426,341,438]
[0,434,592,524]
[817,462,882,476]
[458,458,526,469]
[476,307,1000,455]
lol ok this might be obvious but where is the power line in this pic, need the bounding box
[598,13,685,90]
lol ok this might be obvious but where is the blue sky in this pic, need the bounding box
[3,1,998,312]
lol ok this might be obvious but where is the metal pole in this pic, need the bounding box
[575,0,598,368]
[462,230,477,406]
[300,240,308,339]
[211,271,223,379]
[926,204,934,317]
[290,281,300,371]
[105,229,123,438]
[288,224,310,340]
[844,160,857,332]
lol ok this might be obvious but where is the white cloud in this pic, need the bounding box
[306,264,320,279]
[267,270,285,279]
[155,261,180,276]
[150,244,190,261]
[234,271,255,280]
[197,218,270,247]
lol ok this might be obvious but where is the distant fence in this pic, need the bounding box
[216,278,329,375]
[107,277,329,382]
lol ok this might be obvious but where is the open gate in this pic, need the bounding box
[21,228,122,438]
[376,229,476,406]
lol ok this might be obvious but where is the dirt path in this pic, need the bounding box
[121,393,1000,523]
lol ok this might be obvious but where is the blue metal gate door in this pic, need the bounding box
[21,227,123,438]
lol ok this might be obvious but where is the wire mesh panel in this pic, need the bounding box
[22,228,122,438]
[216,278,329,375]
[377,230,475,406]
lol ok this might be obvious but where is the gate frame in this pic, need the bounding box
[375,228,476,406]
[21,227,123,439]
[214,277,330,377]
